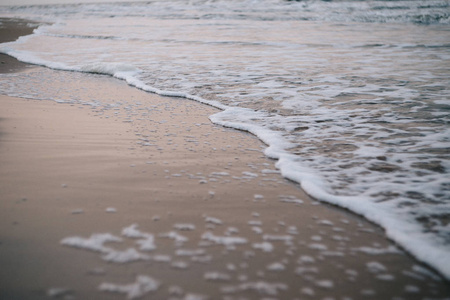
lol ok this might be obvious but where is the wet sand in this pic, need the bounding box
[0,18,449,300]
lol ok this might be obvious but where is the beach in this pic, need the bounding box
[1,18,449,300]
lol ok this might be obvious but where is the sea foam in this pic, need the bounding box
[1,0,449,280]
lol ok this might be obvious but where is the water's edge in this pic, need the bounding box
[1,20,449,281]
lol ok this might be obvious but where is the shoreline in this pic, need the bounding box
[1,18,449,299]
[0,18,40,73]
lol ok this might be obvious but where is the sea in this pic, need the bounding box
[0,0,449,279]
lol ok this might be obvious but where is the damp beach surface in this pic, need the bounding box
[0,15,449,300]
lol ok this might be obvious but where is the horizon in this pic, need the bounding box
[0,0,149,6]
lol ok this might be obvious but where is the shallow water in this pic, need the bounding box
[1,0,449,278]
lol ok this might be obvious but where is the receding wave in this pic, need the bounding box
[1,0,450,281]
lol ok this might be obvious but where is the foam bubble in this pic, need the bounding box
[99,275,160,299]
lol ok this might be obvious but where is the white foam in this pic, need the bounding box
[267,262,285,271]
[412,265,442,281]
[122,223,148,239]
[210,172,229,177]
[102,248,150,263]
[204,216,223,225]
[201,231,247,247]
[182,293,209,300]
[105,207,117,213]
[287,226,298,235]
[122,224,156,251]
[174,223,196,231]
[81,62,140,77]
[60,233,122,253]
[251,227,263,235]
[204,271,231,281]
[317,220,334,226]
[311,235,322,242]
[279,195,304,205]
[99,275,160,299]
[352,245,402,255]
[301,287,315,296]
[225,227,239,235]
[242,171,258,178]
[252,242,274,253]
[171,261,189,269]
[366,261,388,274]
[315,280,334,289]
[248,220,262,226]
[263,235,293,243]
[159,231,188,244]
[308,243,328,251]
[298,256,315,264]
[47,287,72,298]
[376,274,395,281]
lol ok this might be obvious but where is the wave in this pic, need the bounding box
[2,37,450,279]
[2,0,449,25]
[1,2,449,280]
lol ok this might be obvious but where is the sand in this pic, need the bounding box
[0,18,449,300]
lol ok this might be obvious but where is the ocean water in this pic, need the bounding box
[1,0,449,278]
